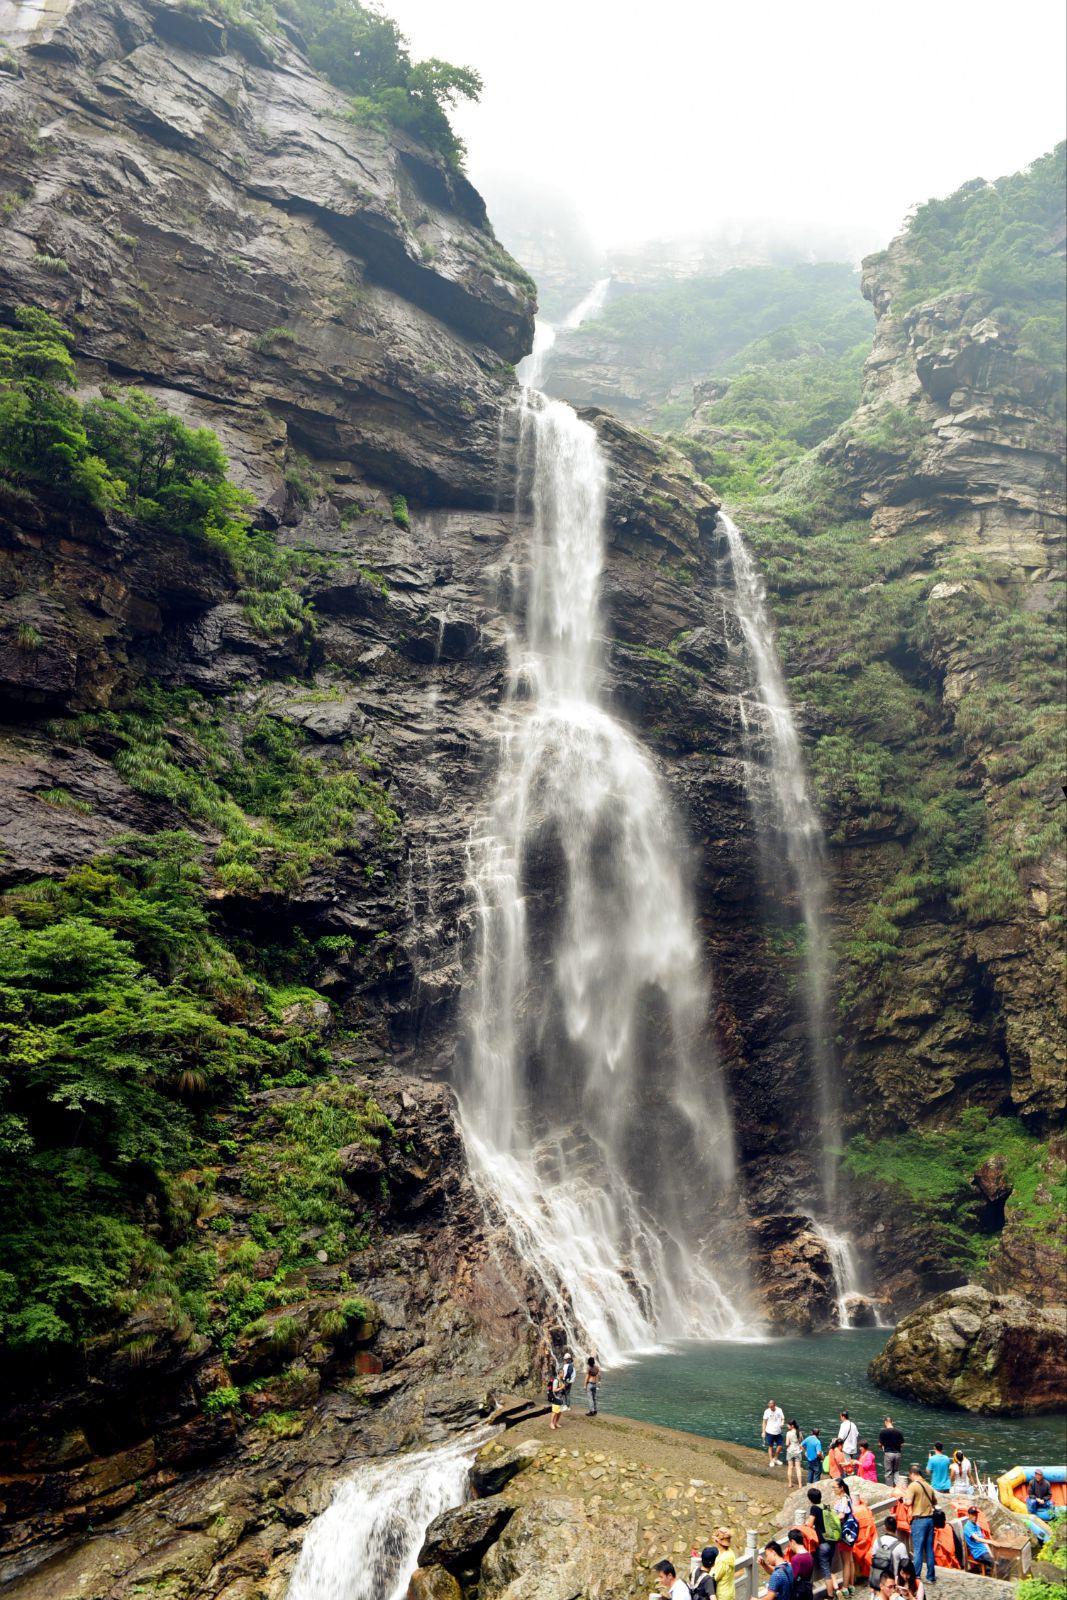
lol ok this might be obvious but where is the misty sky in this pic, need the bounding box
[390,0,1066,252]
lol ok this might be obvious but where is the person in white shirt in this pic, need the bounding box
[835,1411,859,1458]
[762,1400,786,1466]
[651,1558,690,1600]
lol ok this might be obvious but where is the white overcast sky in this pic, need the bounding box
[389,0,1067,251]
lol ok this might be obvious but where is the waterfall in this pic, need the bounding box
[720,512,871,1314]
[520,275,611,392]
[457,294,748,1364]
[561,275,612,329]
[286,1434,482,1600]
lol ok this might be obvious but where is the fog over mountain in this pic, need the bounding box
[391,0,1066,252]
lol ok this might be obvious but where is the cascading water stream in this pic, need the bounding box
[286,1433,486,1600]
[458,290,750,1363]
[719,512,869,1323]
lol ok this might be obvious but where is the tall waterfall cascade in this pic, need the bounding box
[719,512,867,1327]
[286,1434,484,1600]
[458,290,749,1362]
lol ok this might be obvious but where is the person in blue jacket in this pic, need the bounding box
[961,1507,993,1573]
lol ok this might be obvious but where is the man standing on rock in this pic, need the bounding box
[878,1417,904,1487]
[560,1350,576,1408]
[762,1398,786,1466]
[584,1353,601,1416]
[834,1411,859,1459]
[900,1464,939,1585]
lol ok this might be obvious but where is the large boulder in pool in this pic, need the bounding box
[868,1285,1067,1414]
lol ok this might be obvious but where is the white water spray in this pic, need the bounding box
[459,292,748,1363]
[286,1434,482,1600]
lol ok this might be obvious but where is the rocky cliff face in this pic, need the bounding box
[0,0,820,1588]
[742,210,1066,1310]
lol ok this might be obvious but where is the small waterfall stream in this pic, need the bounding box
[719,512,868,1319]
[457,291,748,1362]
[286,1433,484,1600]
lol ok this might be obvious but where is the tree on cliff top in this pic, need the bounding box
[278,0,482,165]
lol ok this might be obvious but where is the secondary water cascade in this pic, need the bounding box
[287,1432,485,1600]
[719,512,868,1326]
[458,290,748,1362]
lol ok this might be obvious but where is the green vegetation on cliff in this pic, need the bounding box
[575,261,872,438]
[888,141,1067,371]
[58,687,399,896]
[843,1109,1058,1276]
[0,307,313,636]
[0,835,322,1352]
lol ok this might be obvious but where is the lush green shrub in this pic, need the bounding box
[278,0,481,166]
[843,1109,1059,1274]
[896,143,1066,379]
[0,834,330,1356]
[0,307,313,637]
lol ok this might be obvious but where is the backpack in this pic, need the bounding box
[793,1568,814,1600]
[869,1540,896,1586]
[839,1499,860,1546]
[689,1576,716,1599]
[821,1507,842,1543]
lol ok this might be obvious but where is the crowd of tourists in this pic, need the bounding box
[648,1407,1014,1600]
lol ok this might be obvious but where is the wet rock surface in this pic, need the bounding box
[868,1284,1067,1414]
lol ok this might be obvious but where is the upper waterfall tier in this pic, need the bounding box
[460,388,750,1361]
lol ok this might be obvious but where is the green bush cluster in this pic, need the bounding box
[56,688,399,895]
[0,307,312,638]
[843,1108,1059,1274]
[274,0,481,166]
[0,835,329,1356]
[893,141,1067,376]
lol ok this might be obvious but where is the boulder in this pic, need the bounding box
[470,1437,543,1497]
[478,1497,640,1600]
[418,1499,514,1578]
[408,1568,463,1600]
[868,1285,1067,1414]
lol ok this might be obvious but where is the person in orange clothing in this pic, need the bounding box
[892,1494,912,1538]
[826,1441,848,1481]
[852,1496,877,1579]
[933,1523,962,1569]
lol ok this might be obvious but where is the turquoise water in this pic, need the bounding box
[606,1330,1066,1479]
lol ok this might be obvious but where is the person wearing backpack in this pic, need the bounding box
[688,1546,718,1599]
[547,1368,567,1430]
[786,1530,815,1600]
[805,1488,840,1598]
[867,1517,907,1590]
[753,1542,795,1600]
[833,1477,860,1593]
